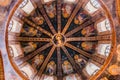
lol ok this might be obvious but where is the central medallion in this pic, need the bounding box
[53,34,65,47]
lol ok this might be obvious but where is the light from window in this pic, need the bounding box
[9,19,22,33]
[19,0,35,15]
[90,0,100,8]
[20,63,35,79]
[97,19,111,32]
[9,44,23,58]
[8,20,13,32]
[104,45,111,56]
[84,0,101,14]
[19,0,28,8]
[86,62,100,76]
[97,44,111,56]
[105,19,111,31]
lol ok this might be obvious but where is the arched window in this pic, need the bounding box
[9,44,23,58]
[14,10,22,17]
[9,46,14,57]
[97,44,111,56]
[8,19,23,33]
[84,0,101,14]
[105,19,111,31]
[104,45,111,56]
[19,0,28,8]
[97,19,111,32]
[20,63,36,79]
[21,70,29,78]
[19,0,35,15]
[8,20,13,32]
[85,63,100,76]
[90,0,100,8]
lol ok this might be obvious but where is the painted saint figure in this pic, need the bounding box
[44,1,56,18]
[23,42,37,54]
[32,55,44,69]
[74,55,87,68]
[32,16,44,25]
[62,0,78,18]
[81,26,95,36]
[74,11,88,25]
[62,60,73,74]
[21,27,37,37]
[62,3,73,18]
[81,42,96,52]
[46,61,56,75]
[56,34,63,46]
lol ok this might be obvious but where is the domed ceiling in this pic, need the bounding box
[6,0,115,80]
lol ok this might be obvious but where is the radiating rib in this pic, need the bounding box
[66,35,111,42]
[37,1,57,34]
[10,37,52,42]
[96,35,112,41]
[57,0,62,33]
[21,17,53,37]
[37,46,56,79]
[65,12,104,37]
[91,54,105,65]
[66,37,97,42]
[62,0,84,34]
[65,43,92,58]
[61,46,81,75]
[17,43,53,63]
[57,47,63,80]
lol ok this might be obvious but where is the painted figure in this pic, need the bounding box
[21,27,37,37]
[74,11,88,25]
[32,16,44,25]
[62,0,78,18]
[81,26,95,36]
[44,1,56,18]
[81,42,96,51]
[55,34,63,46]
[74,55,87,68]
[46,61,56,75]
[32,55,44,68]
[62,60,73,74]
[62,3,73,18]
[23,42,37,54]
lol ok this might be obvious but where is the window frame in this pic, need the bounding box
[90,0,100,9]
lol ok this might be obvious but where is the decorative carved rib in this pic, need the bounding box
[96,35,112,41]
[37,46,56,79]
[91,54,106,66]
[61,46,81,75]
[65,43,92,58]
[66,37,97,42]
[10,37,52,42]
[16,43,53,63]
[57,0,62,33]
[21,17,53,37]
[66,35,111,42]
[37,1,57,34]
[57,47,63,80]
[62,0,84,34]
[65,12,104,37]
